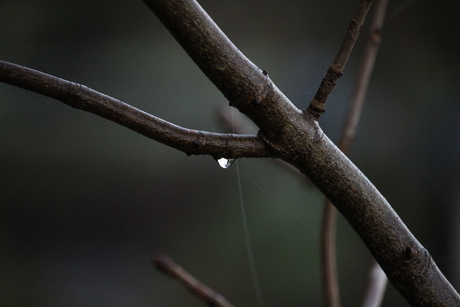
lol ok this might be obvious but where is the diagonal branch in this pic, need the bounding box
[0,60,270,159]
[152,253,235,307]
[142,0,460,305]
[307,0,374,118]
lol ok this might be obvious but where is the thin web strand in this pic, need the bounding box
[231,109,264,307]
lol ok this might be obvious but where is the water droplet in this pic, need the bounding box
[217,158,235,169]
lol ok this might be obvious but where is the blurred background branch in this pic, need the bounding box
[152,253,235,307]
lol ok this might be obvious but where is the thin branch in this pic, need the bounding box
[321,1,388,306]
[307,0,374,118]
[152,253,235,307]
[0,60,270,159]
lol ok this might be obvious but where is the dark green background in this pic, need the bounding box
[1,0,459,306]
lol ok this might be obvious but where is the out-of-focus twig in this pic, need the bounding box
[320,1,389,307]
[152,253,235,307]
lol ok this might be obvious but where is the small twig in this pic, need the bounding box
[320,1,388,306]
[152,253,235,307]
[0,60,270,159]
[307,0,374,118]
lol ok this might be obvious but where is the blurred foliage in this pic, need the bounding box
[1,0,459,306]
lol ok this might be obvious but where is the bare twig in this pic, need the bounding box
[321,1,388,306]
[307,0,374,118]
[152,253,235,307]
[0,60,270,159]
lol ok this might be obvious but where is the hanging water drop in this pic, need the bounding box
[217,158,235,169]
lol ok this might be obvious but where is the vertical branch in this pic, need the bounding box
[321,202,341,307]
[320,1,388,307]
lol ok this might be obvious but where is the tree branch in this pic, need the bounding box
[152,253,235,307]
[321,1,389,306]
[0,60,270,159]
[321,201,340,307]
[307,0,374,118]
[142,0,460,305]
[0,0,458,305]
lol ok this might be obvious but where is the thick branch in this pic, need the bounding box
[143,0,460,305]
[0,60,269,159]
[307,0,374,118]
